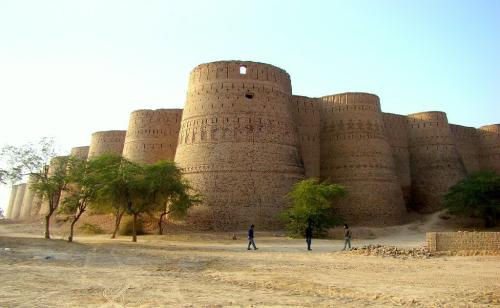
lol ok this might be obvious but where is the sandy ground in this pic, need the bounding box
[0,221,499,307]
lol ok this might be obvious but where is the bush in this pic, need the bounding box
[119,216,146,236]
[79,223,104,234]
[282,179,346,238]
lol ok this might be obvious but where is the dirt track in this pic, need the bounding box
[0,221,499,307]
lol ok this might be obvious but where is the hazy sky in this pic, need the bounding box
[1,0,499,211]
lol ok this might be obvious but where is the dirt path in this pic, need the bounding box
[0,222,499,307]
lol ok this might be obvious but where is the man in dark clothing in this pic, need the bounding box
[305,224,313,251]
[342,224,352,250]
[247,224,258,250]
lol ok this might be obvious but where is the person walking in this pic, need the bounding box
[247,224,258,250]
[305,223,313,251]
[342,224,352,250]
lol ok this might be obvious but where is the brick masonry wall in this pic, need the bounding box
[382,112,412,207]
[427,232,500,252]
[407,112,467,213]
[5,184,18,219]
[123,109,182,163]
[319,93,407,226]
[450,124,481,174]
[20,174,38,218]
[478,124,500,173]
[175,61,304,229]
[88,130,126,159]
[292,95,321,178]
[11,183,26,219]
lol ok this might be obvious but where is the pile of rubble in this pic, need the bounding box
[346,244,434,259]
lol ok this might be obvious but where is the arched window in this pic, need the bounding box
[240,65,247,75]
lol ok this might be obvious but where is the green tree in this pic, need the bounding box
[282,179,346,237]
[0,137,57,183]
[89,154,132,239]
[143,160,200,234]
[31,156,69,239]
[444,171,500,228]
[58,156,102,242]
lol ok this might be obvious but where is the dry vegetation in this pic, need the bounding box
[0,220,499,307]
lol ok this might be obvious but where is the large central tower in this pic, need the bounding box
[174,61,304,229]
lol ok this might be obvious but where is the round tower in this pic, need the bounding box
[5,184,19,219]
[123,109,182,163]
[11,183,27,219]
[292,95,321,178]
[478,124,500,173]
[319,92,407,225]
[174,60,303,229]
[70,146,90,159]
[88,130,126,159]
[20,174,38,218]
[407,111,467,213]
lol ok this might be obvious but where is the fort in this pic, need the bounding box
[5,60,500,229]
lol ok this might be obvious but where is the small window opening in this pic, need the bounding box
[245,91,254,100]
[240,65,247,75]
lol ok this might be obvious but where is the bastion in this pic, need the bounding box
[174,61,304,229]
[123,109,182,163]
[88,130,126,158]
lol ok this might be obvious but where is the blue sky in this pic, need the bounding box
[0,0,499,209]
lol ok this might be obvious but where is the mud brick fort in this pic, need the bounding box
[4,61,500,229]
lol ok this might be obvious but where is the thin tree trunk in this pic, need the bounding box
[158,211,166,235]
[111,208,125,239]
[68,208,85,242]
[132,213,138,242]
[44,214,51,239]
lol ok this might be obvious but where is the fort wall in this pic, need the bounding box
[478,124,500,173]
[20,174,38,218]
[450,124,481,174]
[407,112,467,213]
[11,183,26,219]
[5,184,19,219]
[319,93,407,225]
[292,95,321,178]
[123,109,182,163]
[382,112,412,206]
[88,130,126,158]
[175,61,304,229]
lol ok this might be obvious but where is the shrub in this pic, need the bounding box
[119,216,146,236]
[79,223,104,234]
